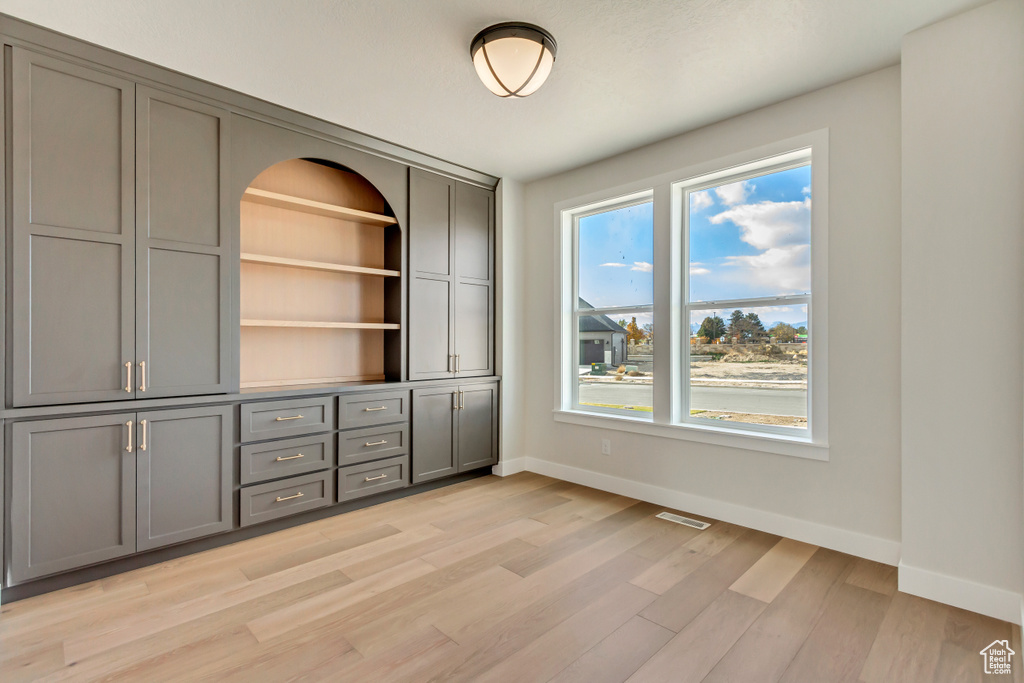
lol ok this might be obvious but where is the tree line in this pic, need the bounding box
[696,310,806,343]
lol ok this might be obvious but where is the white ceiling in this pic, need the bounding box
[0,0,988,181]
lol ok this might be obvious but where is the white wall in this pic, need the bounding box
[495,179,527,471]
[900,0,1024,622]
[515,67,904,562]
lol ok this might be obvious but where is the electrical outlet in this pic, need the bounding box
[601,438,611,456]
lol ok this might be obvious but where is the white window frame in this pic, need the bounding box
[677,150,813,438]
[568,191,655,418]
[554,130,829,460]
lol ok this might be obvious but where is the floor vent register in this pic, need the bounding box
[655,512,711,530]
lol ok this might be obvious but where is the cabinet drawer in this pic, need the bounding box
[240,396,335,442]
[338,456,408,503]
[338,424,408,467]
[338,390,409,430]
[240,470,333,527]
[240,433,335,485]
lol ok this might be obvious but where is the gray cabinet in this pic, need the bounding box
[412,382,498,484]
[409,170,455,379]
[136,406,232,551]
[411,386,458,483]
[409,170,494,380]
[457,383,499,471]
[136,87,231,398]
[9,414,137,583]
[453,183,495,377]
[11,48,136,406]
[10,49,231,407]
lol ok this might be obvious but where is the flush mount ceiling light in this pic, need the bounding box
[471,22,557,98]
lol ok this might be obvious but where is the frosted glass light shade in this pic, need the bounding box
[471,23,557,98]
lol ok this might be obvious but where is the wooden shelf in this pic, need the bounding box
[240,375,386,389]
[241,319,400,330]
[240,253,400,278]
[242,188,398,227]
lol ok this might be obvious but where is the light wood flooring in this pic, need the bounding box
[0,472,1019,682]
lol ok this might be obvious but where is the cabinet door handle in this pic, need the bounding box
[275,492,304,502]
[139,361,147,392]
[448,354,453,373]
[453,391,459,411]
[364,440,388,447]
[125,362,132,393]
[139,420,148,452]
[460,390,465,410]
[275,453,305,462]
[126,420,133,453]
[364,473,388,482]
[364,406,388,412]
[456,354,461,373]
[275,414,304,421]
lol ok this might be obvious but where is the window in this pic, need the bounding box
[679,153,812,436]
[571,192,654,417]
[555,133,827,458]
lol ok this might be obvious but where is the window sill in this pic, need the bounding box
[552,409,829,461]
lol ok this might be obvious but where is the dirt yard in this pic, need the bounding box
[691,409,807,427]
[690,359,806,388]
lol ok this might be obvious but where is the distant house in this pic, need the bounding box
[579,298,628,366]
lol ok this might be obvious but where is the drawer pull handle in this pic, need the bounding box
[139,361,147,392]
[364,473,388,482]
[126,420,133,452]
[275,492,305,502]
[275,453,305,462]
[275,414,304,421]
[364,406,388,412]
[364,440,388,447]
[140,419,148,452]
[125,362,132,393]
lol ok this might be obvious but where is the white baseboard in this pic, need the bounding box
[898,562,1023,625]
[492,457,527,477]
[523,457,901,566]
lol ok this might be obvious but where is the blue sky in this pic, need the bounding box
[577,165,810,329]
[689,164,811,306]
[578,202,654,310]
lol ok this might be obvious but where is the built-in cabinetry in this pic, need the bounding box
[238,389,412,528]
[411,383,498,483]
[408,169,495,380]
[10,48,230,407]
[8,406,231,583]
[239,159,402,388]
[0,18,500,598]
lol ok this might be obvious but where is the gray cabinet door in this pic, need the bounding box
[11,48,136,406]
[409,169,456,380]
[136,406,233,551]
[136,87,231,398]
[9,414,136,584]
[457,383,499,471]
[454,183,495,377]
[411,386,458,483]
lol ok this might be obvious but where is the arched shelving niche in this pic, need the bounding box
[239,158,402,388]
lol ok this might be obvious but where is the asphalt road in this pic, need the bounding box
[578,383,807,417]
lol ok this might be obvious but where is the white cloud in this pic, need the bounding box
[690,190,713,211]
[723,244,810,293]
[802,185,811,195]
[599,262,629,267]
[690,265,710,276]
[714,180,753,206]
[709,198,810,251]
[631,262,653,272]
